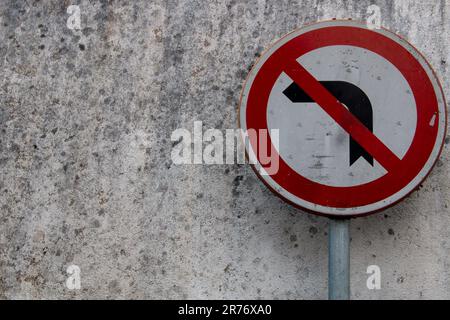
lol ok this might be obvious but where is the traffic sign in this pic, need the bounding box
[239,20,447,217]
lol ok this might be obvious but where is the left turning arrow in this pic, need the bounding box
[283,81,374,167]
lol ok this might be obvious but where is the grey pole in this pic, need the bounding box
[328,218,350,300]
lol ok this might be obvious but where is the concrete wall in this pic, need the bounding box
[0,0,449,299]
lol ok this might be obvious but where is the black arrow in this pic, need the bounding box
[283,81,373,166]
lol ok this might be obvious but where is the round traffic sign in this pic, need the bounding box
[239,20,447,217]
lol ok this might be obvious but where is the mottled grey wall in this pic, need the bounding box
[0,0,449,299]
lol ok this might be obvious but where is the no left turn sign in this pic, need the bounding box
[239,20,447,217]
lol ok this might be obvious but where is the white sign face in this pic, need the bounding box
[239,21,446,217]
[268,45,417,187]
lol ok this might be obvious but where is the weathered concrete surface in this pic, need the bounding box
[0,0,449,299]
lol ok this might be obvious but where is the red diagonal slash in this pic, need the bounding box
[284,61,401,172]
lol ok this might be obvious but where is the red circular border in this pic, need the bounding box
[246,26,440,208]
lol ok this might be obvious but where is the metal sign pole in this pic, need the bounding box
[328,218,350,300]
